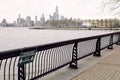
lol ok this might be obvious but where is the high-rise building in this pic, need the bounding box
[17,14,26,27]
[35,16,38,26]
[54,6,59,20]
[40,14,45,26]
[26,16,32,27]
[35,16,37,24]
[35,16,41,26]
[18,14,21,26]
[49,6,59,20]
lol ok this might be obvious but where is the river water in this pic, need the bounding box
[0,27,118,51]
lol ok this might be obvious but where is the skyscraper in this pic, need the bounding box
[40,14,45,26]
[17,14,26,27]
[35,16,37,24]
[49,6,59,20]
[55,6,59,20]
[18,14,21,26]
[26,16,32,27]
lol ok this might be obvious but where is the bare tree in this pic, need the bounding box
[103,0,120,13]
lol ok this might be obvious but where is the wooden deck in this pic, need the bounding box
[72,45,120,80]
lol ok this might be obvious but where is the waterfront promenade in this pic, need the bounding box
[0,27,120,80]
[72,45,120,80]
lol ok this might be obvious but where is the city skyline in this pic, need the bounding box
[0,0,119,23]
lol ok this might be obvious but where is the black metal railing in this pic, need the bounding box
[0,32,120,80]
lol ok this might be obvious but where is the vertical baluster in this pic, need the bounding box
[54,48,58,68]
[39,51,44,75]
[52,48,57,69]
[37,51,42,76]
[0,60,2,69]
[57,47,62,66]
[56,47,60,67]
[18,64,25,80]
[59,46,63,66]
[27,63,30,80]
[31,59,34,78]
[46,49,50,72]
[41,50,46,75]
[8,58,12,80]
[4,59,7,80]
[42,50,47,75]
[13,57,17,80]
[51,48,55,70]
[34,52,39,77]
[48,49,53,72]
[63,46,68,64]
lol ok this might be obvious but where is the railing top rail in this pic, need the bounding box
[0,31,120,60]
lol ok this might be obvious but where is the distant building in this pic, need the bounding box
[54,6,59,20]
[49,6,59,20]
[31,20,34,26]
[61,16,64,20]
[49,15,53,20]
[25,16,32,27]
[17,14,26,27]
[34,16,41,26]
[35,16,37,25]
[1,19,7,26]
[82,20,92,27]
[40,14,45,26]
[13,21,17,26]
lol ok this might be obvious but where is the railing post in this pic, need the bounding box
[93,37,101,57]
[18,64,25,80]
[108,35,113,49]
[116,34,120,45]
[69,42,78,69]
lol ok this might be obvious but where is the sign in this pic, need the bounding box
[18,51,36,66]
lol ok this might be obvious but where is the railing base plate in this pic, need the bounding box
[93,54,101,57]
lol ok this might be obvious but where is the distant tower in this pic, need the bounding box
[40,14,45,26]
[49,6,60,20]
[35,16,37,25]
[19,14,21,19]
[56,6,59,14]
[42,14,45,22]
[18,14,21,27]
[26,16,32,27]
[35,16,38,26]
[55,6,59,20]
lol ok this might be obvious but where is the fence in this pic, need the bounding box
[0,32,120,80]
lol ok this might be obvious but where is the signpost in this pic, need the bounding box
[18,51,36,66]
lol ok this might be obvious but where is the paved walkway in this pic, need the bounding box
[72,45,120,80]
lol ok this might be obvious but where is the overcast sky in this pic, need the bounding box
[0,0,117,23]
